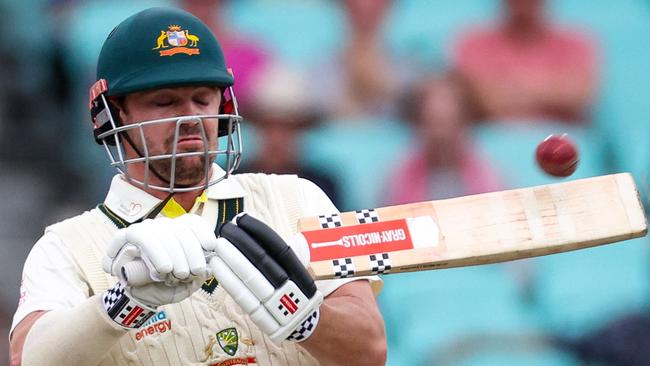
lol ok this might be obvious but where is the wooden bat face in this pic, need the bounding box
[298,173,648,280]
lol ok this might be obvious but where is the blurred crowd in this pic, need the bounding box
[2,0,650,365]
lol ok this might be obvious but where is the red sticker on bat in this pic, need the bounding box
[304,219,414,261]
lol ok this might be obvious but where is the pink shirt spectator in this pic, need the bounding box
[453,26,598,124]
[386,146,501,205]
[181,0,270,108]
[220,37,270,108]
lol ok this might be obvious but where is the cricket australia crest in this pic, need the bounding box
[153,25,200,56]
[217,327,239,356]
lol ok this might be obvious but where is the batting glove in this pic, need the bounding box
[209,213,323,343]
[101,214,218,328]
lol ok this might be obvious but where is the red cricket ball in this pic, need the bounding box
[535,134,579,177]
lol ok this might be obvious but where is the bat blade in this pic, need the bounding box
[299,173,648,280]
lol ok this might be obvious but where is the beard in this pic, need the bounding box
[152,153,212,186]
[140,124,218,187]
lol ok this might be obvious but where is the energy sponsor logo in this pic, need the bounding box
[133,311,171,341]
[303,219,414,261]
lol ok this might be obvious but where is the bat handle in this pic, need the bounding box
[121,260,153,286]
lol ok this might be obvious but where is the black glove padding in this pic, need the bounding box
[219,214,317,297]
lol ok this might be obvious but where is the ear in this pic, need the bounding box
[108,97,128,124]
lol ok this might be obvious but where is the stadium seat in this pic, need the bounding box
[379,264,580,366]
[533,236,650,338]
[301,117,411,211]
[472,122,607,189]
[227,0,343,67]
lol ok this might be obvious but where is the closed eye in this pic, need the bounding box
[193,98,211,107]
[154,101,174,107]
[151,96,175,107]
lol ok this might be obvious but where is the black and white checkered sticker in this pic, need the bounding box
[332,258,355,278]
[103,281,126,309]
[287,309,320,342]
[318,213,342,228]
[369,253,392,274]
[355,209,380,224]
[103,282,155,329]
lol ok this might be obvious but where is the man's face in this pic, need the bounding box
[117,86,222,187]
[344,0,391,34]
[504,0,544,26]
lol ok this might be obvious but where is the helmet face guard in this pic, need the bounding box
[89,7,243,193]
[91,85,243,193]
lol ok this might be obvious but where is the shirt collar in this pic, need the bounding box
[205,165,247,200]
[103,165,247,223]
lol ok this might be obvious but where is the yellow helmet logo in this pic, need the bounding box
[153,25,200,56]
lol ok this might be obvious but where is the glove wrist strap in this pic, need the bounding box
[102,281,156,329]
[287,309,320,342]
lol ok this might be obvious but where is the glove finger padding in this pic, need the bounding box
[234,214,316,298]
[104,215,215,286]
[168,218,208,279]
[220,222,288,288]
[214,237,275,301]
[214,214,323,342]
[126,219,175,275]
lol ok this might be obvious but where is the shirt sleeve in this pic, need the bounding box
[297,178,383,296]
[10,231,90,335]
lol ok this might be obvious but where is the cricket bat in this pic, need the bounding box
[299,173,647,280]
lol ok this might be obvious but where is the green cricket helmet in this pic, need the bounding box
[89,7,242,193]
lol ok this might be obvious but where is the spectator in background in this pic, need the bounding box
[0,0,85,327]
[314,0,399,119]
[385,71,501,205]
[237,63,341,208]
[453,0,598,124]
[1,307,8,365]
[181,0,270,109]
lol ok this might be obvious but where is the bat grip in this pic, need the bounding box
[121,260,152,286]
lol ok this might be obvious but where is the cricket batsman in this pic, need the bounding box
[10,7,386,366]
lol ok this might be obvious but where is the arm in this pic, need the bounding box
[10,311,45,366]
[452,30,598,122]
[12,299,127,366]
[300,280,386,366]
[527,66,597,121]
[9,232,126,366]
[527,33,599,120]
[10,215,217,365]
[297,177,386,364]
[210,214,386,363]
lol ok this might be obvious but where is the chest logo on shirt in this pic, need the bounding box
[217,327,239,356]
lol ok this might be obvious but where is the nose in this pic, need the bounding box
[174,100,205,129]
[178,99,204,117]
[178,117,201,128]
